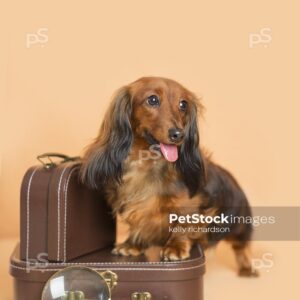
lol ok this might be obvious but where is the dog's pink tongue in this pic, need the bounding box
[160,143,178,162]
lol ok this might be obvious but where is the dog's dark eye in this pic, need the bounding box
[179,100,188,111]
[147,95,160,107]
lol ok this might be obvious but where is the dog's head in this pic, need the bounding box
[81,77,206,196]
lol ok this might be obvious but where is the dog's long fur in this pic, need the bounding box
[81,77,257,277]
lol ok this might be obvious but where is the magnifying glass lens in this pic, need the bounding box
[42,267,111,300]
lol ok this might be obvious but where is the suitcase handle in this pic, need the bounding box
[37,153,80,169]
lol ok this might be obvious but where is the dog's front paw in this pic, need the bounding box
[160,245,191,261]
[112,243,144,257]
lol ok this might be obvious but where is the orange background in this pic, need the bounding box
[0,1,299,299]
[1,0,299,238]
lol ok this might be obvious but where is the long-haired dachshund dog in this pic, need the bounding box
[81,77,257,277]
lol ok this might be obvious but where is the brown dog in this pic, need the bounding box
[81,77,257,277]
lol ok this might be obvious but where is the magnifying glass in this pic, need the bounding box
[41,267,117,300]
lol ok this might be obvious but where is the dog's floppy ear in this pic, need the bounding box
[81,86,133,189]
[176,101,206,197]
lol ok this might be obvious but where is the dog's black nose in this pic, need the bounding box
[168,128,184,143]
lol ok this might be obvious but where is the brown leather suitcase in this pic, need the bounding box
[10,243,205,300]
[20,153,116,262]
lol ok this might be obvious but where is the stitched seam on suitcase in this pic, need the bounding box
[10,263,205,272]
[57,166,69,261]
[26,168,39,261]
[63,167,79,261]
[14,244,203,265]
[12,256,203,265]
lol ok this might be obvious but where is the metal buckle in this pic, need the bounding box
[100,270,118,291]
[131,292,152,300]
